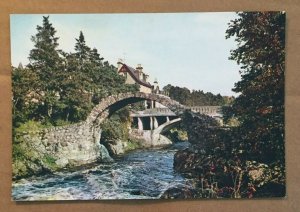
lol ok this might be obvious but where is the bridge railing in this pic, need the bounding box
[130,106,222,118]
[188,106,222,115]
[143,108,173,114]
[130,108,176,117]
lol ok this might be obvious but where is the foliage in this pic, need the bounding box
[27,16,65,122]
[12,16,140,178]
[12,66,40,127]
[42,154,59,170]
[125,139,142,151]
[130,101,146,111]
[12,121,45,179]
[100,110,143,153]
[164,127,188,142]
[163,84,233,106]
[14,120,44,136]
[174,12,286,199]
[225,12,285,163]
[176,111,285,198]
[101,119,129,144]
[12,16,138,128]
[53,119,72,127]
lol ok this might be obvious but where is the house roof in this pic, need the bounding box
[118,63,153,88]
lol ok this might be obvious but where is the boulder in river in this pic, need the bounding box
[160,185,198,199]
[99,144,114,162]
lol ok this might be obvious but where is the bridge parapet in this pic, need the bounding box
[130,106,223,118]
[130,108,176,117]
[188,106,222,116]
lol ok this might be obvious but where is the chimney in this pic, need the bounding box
[153,78,159,94]
[144,73,149,82]
[136,64,143,80]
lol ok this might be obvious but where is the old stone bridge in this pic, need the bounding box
[25,92,222,168]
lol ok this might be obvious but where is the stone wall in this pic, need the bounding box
[21,121,112,170]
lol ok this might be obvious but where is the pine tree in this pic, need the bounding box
[12,66,39,126]
[75,31,91,64]
[89,48,104,67]
[28,16,64,121]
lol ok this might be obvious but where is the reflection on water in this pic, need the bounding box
[12,142,191,201]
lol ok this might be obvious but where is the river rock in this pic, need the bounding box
[160,185,198,199]
[105,139,125,155]
[55,158,69,167]
[99,144,114,162]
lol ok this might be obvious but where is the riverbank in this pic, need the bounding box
[12,118,176,181]
[168,111,286,198]
[12,142,191,200]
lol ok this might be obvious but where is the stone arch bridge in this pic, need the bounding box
[25,92,222,168]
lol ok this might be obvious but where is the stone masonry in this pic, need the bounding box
[22,92,186,169]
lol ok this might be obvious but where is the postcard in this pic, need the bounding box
[11,12,285,200]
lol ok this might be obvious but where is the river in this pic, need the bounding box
[12,142,192,201]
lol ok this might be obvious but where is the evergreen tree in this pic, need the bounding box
[61,31,139,121]
[75,31,91,65]
[226,12,285,162]
[162,84,228,106]
[90,48,104,67]
[14,17,139,125]
[12,66,39,126]
[60,31,93,122]
[28,16,64,121]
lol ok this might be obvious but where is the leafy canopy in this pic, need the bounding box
[225,12,285,162]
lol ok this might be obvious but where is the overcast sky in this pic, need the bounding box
[10,13,240,96]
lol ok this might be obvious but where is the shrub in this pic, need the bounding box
[101,119,128,144]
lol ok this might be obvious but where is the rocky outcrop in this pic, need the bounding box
[37,122,112,167]
[160,185,198,199]
[103,139,126,155]
[13,121,113,179]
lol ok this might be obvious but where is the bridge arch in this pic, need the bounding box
[144,117,182,146]
[153,118,182,135]
[86,92,185,126]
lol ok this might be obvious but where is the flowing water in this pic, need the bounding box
[12,142,192,201]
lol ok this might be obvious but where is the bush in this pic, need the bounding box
[53,119,72,126]
[13,120,51,179]
[175,111,285,198]
[125,139,142,151]
[101,119,128,144]
[164,128,188,142]
[42,154,59,171]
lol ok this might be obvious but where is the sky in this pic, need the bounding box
[10,13,241,96]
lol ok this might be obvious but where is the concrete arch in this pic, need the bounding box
[153,118,182,135]
[147,118,182,146]
[86,92,185,126]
